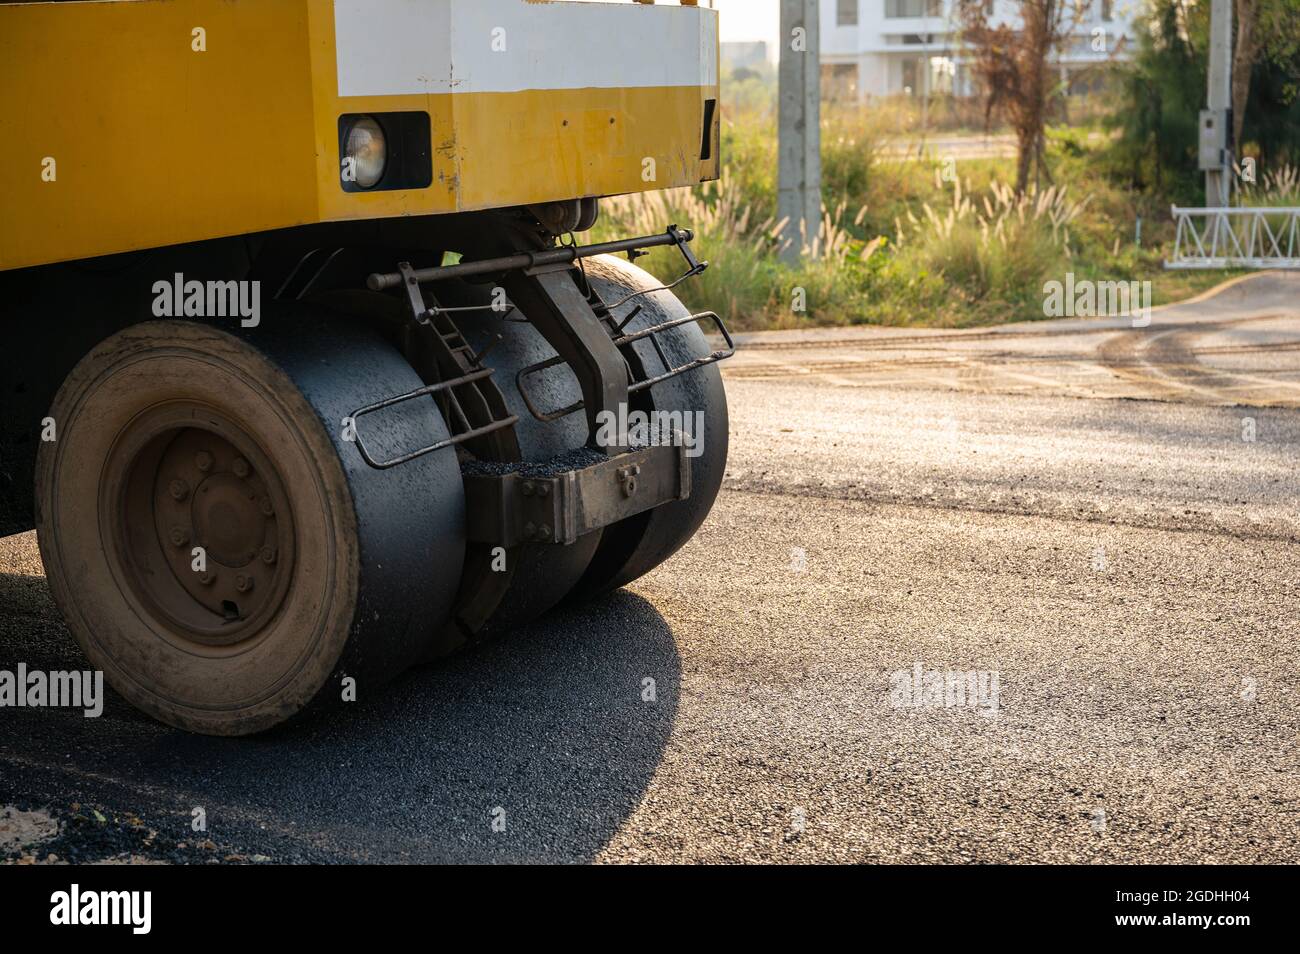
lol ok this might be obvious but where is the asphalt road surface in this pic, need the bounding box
[2,274,1297,864]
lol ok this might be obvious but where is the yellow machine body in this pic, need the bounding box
[0,0,721,271]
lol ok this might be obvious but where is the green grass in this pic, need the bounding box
[589,105,1254,331]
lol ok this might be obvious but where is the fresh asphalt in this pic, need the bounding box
[2,274,1297,863]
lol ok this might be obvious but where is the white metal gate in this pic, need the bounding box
[1165,206,1300,269]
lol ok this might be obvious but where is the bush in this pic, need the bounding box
[587,92,1234,331]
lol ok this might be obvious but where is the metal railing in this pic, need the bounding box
[1165,206,1300,269]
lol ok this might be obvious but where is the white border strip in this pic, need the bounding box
[334,0,718,98]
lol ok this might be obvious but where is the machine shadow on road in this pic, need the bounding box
[0,567,680,863]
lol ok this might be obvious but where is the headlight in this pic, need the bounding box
[343,117,387,189]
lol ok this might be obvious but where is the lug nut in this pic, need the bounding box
[259,496,274,517]
[260,545,278,565]
[522,522,536,541]
[235,574,254,593]
[198,571,215,586]
[169,479,189,501]
[232,458,250,478]
[195,451,213,472]
[169,526,191,547]
[537,524,551,541]
[537,483,550,498]
[521,481,535,497]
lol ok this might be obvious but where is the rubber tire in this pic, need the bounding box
[36,316,464,735]
[450,281,604,636]
[569,255,730,596]
[308,284,602,647]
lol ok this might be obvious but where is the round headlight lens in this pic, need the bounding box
[344,117,387,189]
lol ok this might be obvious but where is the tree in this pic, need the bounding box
[1233,0,1259,154]
[1113,0,1300,199]
[1231,0,1300,154]
[1113,0,1205,198]
[957,1,1083,194]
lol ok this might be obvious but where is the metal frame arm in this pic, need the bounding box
[502,268,631,456]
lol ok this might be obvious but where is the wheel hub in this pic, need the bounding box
[189,473,266,567]
[108,405,296,648]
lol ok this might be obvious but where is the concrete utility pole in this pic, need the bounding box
[777,0,821,263]
[1202,0,1233,207]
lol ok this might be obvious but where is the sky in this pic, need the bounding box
[712,0,780,48]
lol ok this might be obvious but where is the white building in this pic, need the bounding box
[819,0,1138,101]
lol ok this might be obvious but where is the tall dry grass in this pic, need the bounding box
[1241,163,1300,206]
[892,178,1086,308]
[598,172,884,329]
[589,99,1196,328]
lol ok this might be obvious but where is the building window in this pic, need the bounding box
[930,56,956,94]
[886,0,943,17]
[901,57,919,95]
[837,0,858,26]
[821,63,860,101]
[1101,0,1113,21]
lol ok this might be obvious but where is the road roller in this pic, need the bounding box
[0,0,731,735]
